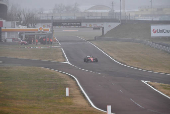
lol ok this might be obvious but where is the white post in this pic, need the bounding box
[66,87,69,97]
[107,105,111,114]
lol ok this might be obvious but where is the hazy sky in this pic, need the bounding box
[9,0,170,11]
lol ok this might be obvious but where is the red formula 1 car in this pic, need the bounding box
[84,56,98,63]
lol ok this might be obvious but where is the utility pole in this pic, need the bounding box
[51,16,54,39]
[120,0,121,23]
[150,0,153,20]
[150,0,152,9]
[112,1,114,11]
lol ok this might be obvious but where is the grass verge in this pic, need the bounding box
[92,41,170,73]
[0,66,105,114]
[0,44,64,62]
[148,82,170,97]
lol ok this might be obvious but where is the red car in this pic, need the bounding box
[84,56,98,63]
[20,40,28,45]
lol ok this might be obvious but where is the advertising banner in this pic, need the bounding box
[151,25,170,37]
[0,21,3,27]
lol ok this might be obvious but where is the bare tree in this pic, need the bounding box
[53,3,80,14]
[22,9,39,28]
[7,4,21,21]
[72,3,80,12]
[7,4,39,28]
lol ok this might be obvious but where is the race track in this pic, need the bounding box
[1,35,170,114]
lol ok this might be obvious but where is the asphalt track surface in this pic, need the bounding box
[1,36,170,114]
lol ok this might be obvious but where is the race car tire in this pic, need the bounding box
[95,58,98,62]
[84,58,87,62]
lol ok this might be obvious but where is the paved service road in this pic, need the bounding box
[1,36,170,114]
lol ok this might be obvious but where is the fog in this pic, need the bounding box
[9,0,170,11]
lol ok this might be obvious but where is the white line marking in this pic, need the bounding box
[130,98,144,109]
[61,48,70,63]
[120,90,123,93]
[56,38,61,45]
[141,80,170,99]
[61,62,69,64]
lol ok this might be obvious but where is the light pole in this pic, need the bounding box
[51,16,54,39]
[150,0,153,20]
[120,0,121,23]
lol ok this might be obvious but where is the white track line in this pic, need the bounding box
[141,80,170,99]
[130,98,145,109]
[56,38,61,45]
[61,48,70,63]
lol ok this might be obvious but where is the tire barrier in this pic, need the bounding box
[143,40,170,53]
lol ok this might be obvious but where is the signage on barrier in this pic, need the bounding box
[53,22,81,26]
[151,25,170,37]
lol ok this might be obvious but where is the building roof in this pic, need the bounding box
[85,5,111,12]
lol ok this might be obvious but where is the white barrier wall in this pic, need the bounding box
[151,25,170,37]
[36,22,120,35]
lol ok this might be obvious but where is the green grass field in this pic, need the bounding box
[0,67,105,114]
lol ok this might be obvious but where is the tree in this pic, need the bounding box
[53,3,80,14]
[7,4,39,28]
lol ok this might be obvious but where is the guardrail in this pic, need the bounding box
[142,40,170,53]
